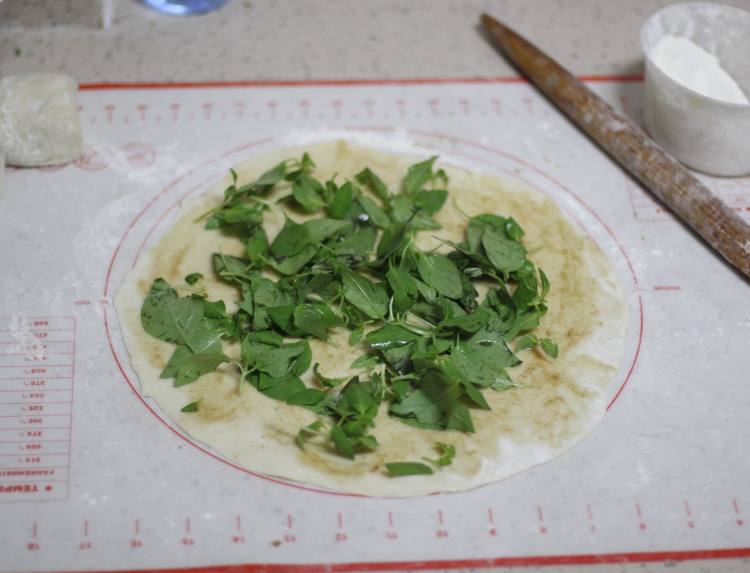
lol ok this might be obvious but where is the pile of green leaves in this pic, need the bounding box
[140,153,557,475]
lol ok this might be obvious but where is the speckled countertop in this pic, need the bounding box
[1,0,747,82]
[2,1,749,572]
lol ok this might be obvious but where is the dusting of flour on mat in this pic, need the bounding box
[650,35,749,104]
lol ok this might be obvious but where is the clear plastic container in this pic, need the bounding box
[141,0,228,16]
[641,2,750,176]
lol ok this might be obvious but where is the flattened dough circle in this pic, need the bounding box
[115,141,627,497]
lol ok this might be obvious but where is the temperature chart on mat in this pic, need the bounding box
[0,317,75,503]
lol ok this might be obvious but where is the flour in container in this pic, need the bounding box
[649,35,749,105]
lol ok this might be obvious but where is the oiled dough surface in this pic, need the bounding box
[115,141,627,496]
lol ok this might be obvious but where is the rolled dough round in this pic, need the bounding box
[115,141,627,497]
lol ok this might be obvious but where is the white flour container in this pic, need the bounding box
[641,3,750,176]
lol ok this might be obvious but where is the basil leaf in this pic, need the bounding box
[296,420,323,449]
[292,174,326,212]
[365,324,421,350]
[446,402,474,432]
[174,352,229,387]
[377,222,408,259]
[140,279,194,344]
[420,369,460,415]
[386,267,418,313]
[303,273,339,303]
[304,218,350,242]
[248,161,290,191]
[390,194,415,223]
[351,354,380,369]
[245,329,284,346]
[256,373,306,401]
[340,268,389,319]
[291,342,312,376]
[459,377,490,409]
[249,341,310,378]
[245,228,270,264]
[330,425,356,459]
[201,299,227,320]
[251,277,284,307]
[294,303,340,340]
[389,389,442,428]
[271,244,319,275]
[339,378,381,416]
[382,342,415,372]
[355,167,390,203]
[539,268,551,298]
[161,348,193,384]
[222,203,266,225]
[386,266,418,295]
[286,388,326,407]
[410,211,442,231]
[436,308,491,335]
[141,279,223,354]
[213,253,254,283]
[313,363,346,387]
[467,219,488,254]
[540,338,559,358]
[348,325,365,346]
[181,401,200,413]
[512,266,539,307]
[482,230,526,273]
[413,189,448,214]
[438,355,490,410]
[515,334,558,359]
[413,278,438,304]
[505,217,525,241]
[430,442,456,467]
[358,435,379,451]
[514,333,538,352]
[503,308,545,342]
[403,156,438,195]
[185,273,203,285]
[328,226,376,257]
[386,461,434,476]
[358,196,390,228]
[417,253,462,299]
[270,217,311,258]
[451,330,520,390]
[266,304,298,334]
[185,321,224,355]
[329,181,353,219]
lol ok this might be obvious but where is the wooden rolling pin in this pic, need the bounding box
[481,13,750,279]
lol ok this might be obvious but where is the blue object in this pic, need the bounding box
[141,0,228,16]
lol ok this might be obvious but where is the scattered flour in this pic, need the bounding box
[650,35,749,105]
[4,317,47,361]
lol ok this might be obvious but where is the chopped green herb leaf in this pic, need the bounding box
[417,253,463,299]
[140,152,556,471]
[185,273,203,285]
[428,442,456,467]
[386,461,434,476]
[340,268,389,320]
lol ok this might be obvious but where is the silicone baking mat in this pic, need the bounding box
[1,77,748,572]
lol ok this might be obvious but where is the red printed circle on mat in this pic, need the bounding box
[104,132,643,497]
